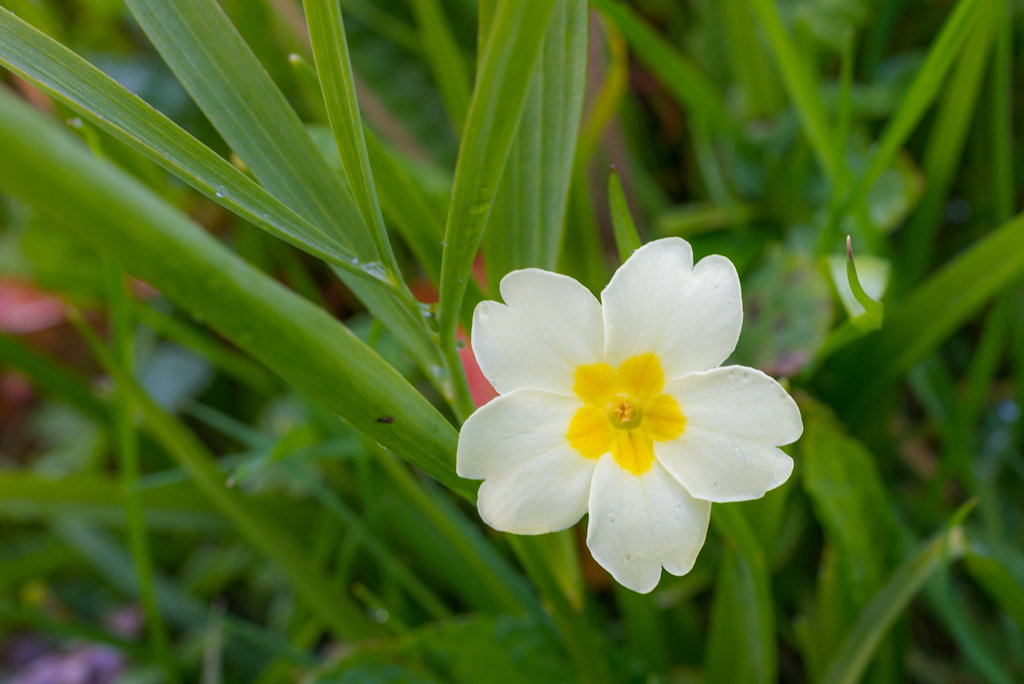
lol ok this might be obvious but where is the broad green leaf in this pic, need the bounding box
[821,524,969,684]
[593,0,733,136]
[303,0,395,265]
[749,0,842,182]
[607,168,642,262]
[482,0,588,290]
[0,7,387,287]
[0,87,472,501]
[437,0,558,414]
[122,0,441,376]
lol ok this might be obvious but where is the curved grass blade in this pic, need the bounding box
[821,523,969,684]
[0,87,472,501]
[825,211,1024,417]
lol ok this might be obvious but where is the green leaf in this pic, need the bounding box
[844,237,884,323]
[303,0,395,265]
[436,0,558,415]
[0,7,389,287]
[481,0,588,290]
[965,550,1024,632]
[821,524,969,684]
[607,168,642,262]
[901,0,1003,282]
[0,87,472,501]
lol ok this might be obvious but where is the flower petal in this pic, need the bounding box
[669,366,803,445]
[653,366,800,503]
[586,455,710,593]
[457,389,596,534]
[601,238,742,379]
[472,269,604,394]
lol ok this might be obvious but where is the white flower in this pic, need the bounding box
[456,238,803,593]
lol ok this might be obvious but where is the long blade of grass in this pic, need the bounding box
[748,0,841,182]
[104,265,174,677]
[437,0,558,417]
[900,0,1002,284]
[841,0,983,220]
[482,0,588,289]
[821,524,969,684]
[409,0,472,132]
[0,8,385,287]
[303,0,395,265]
[0,87,472,500]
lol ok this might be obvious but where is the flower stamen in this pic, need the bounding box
[607,393,643,430]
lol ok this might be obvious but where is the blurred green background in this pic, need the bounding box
[1,0,1024,682]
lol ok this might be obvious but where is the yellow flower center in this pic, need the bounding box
[566,353,686,476]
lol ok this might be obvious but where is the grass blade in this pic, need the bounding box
[900,0,1002,283]
[303,0,396,266]
[104,266,174,676]
[72,314,383,642]
[608,167,642,261]
[437,0,558,417]
[749,0,841,182]
[821,524,969,684]
[841,0,982,221]
[409,0,472,131]
[482,0,588,288]
[0,87,472,500]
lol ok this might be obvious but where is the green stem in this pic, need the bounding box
[103,264,176,680]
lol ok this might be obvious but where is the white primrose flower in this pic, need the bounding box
[456,237,803,594]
